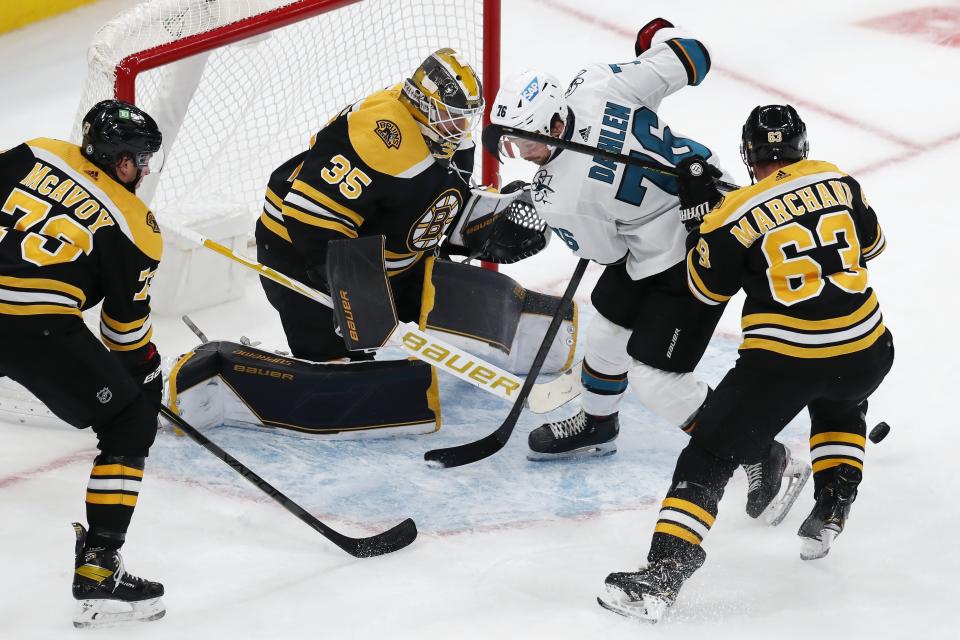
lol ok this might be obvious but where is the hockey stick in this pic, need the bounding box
[482,123,740,192]
[424,258,590,468]
[168,225,578,412]
[158,404,417,558]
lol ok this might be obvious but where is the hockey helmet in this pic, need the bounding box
[401,48,484,165]
[740,104,809,168]
[81,100,164,182]
[489,70,568,161]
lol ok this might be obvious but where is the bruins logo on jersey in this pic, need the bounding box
[375,120,402,149]
[145,211,160,233]
[407,188,462,251]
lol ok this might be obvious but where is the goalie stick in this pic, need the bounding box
[158,405,417,558]
[169,225,579,413]
[424,258,590,468]
[482,123,740,192]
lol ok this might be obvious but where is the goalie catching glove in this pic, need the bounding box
[454,181,550,264]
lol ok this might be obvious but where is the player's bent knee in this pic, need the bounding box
[93,396,159,457]
[628,362,708,426]
[585,314,633,370]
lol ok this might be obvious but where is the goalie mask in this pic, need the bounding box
[489,70,568,162]
[401,48,484,165]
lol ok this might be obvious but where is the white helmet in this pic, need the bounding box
[490,70,568,136]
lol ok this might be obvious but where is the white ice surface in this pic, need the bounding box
[1,0,958,638]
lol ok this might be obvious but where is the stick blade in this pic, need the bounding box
[424,432,506,468]
[339,517,418,558]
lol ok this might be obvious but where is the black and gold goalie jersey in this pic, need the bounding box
[0,139,161,354]
[256,85,475,279]
[687,159,887,359]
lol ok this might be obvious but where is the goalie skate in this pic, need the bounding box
[743,442,811,526]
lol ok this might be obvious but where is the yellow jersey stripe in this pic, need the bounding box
[101,311,147,332]
[742,292,877,331]
[91,464,144,478]
[85,492,138,507]
[0,275,86,306]
[0,302,81,316]
[259,211,292,242]
[291,180,364,226]
[281,205,358,238]
[655,522,702,545]
[741,322,885,358]
[265,187,283,208]
[813,459,864,474]
[661,497,716,526]
[809,431,867,448]
[686,250,732,303]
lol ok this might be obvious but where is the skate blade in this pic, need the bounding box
[800,528,838,561]
[526,441,617,462]
[73,596,166,628]
[762,457,812,527]
[597,589,668,623]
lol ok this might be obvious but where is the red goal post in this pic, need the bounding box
[72,0,502,313]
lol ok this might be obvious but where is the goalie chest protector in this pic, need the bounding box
[166,341,439,437]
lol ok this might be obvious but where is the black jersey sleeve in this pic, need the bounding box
[685,217,743,307]
[97,217,161,367]
[844,176,886,262]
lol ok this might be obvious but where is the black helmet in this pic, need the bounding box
[81,100,163,182]
[740,104,808,169]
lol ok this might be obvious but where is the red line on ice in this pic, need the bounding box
[0,449,95,490]
[527,0,960,173]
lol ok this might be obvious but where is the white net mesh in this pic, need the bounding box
[72,0,491,228]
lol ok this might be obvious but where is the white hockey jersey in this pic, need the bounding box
[532,28,731,281]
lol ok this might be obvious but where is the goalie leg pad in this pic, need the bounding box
[167,341,440,437]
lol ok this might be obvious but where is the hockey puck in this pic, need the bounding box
[868,422,890,443]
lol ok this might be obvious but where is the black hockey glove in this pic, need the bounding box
[635,17,674,56]
[125,343,163,408]
[676,155,723,232]
[478,188,550,264]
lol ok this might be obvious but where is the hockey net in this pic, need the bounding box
[69,0,500,313]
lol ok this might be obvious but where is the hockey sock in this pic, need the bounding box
[809,431,865,496]
[580,359,628,417]
[84,455,145,549]
[649,441,736,572]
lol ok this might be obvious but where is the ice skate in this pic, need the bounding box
[596,560,688,623]
[798,464,861,560]
[72,523,165,629]
[743,441,811,526]
[527,410,618,461]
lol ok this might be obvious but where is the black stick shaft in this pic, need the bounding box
[159,404,417,558]
[483,124,740,192]
[424,258,590,467]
